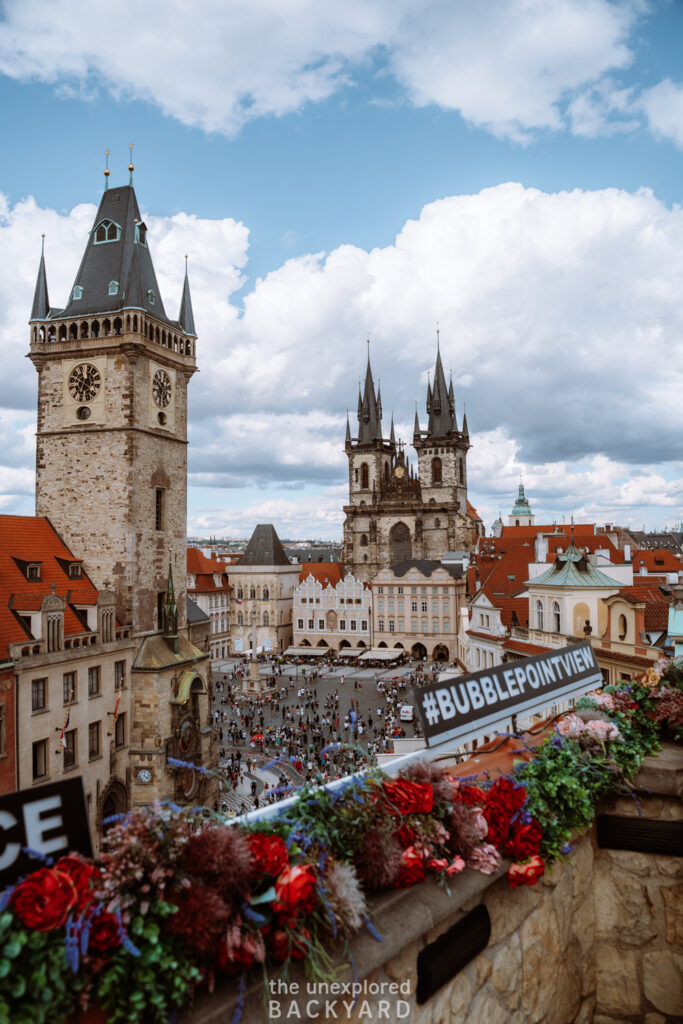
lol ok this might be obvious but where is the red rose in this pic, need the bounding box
[217,933,263,974]
[54,855,97,911]
[426,858,448,872]
[11,867,77,931]
[454,784,487,805]
[507,855,545,888]
[382,779,434,815]
[394,825,416,848]
[273,865,316,917]
[504,821,543,862]
[486,778,526,816]
[483,804,510,848]
[88,911,122,954]
[247,833,289,880]
[393,846,427,888]
[270,927,309,963]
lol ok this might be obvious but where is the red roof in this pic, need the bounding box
[616,584,672,631]
[299,563,344,587]
[545,534,625,562]
[467,501,482,521]
[0,515,100,658]
[499,523,595,540]
[632,549,682,572]
[502,638,552,656]
[475,546,536,598]
[186,547,231,593]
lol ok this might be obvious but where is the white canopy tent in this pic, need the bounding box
[282,647,328,657]
[359,648,404,662]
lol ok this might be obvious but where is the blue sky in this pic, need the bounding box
[0,0,682,538]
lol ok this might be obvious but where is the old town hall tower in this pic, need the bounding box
[342,339,483,582]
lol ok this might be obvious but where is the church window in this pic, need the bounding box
[155,489,165,531]
[360,534,368,546]
[72,285,83,300]
[389,522,411,564]
[108,281,119,296]
[432,457,442,485]
[263,613,270,626]
[459,459,464,484]
[553,602,561,633]
[363,554,368,561]
[536,601,544,630]
[263,587,269,600]
[237,586,243,599]
[377,587,384,595]
[361,463,369,489]
[147,289,156,305]
[94,220,121,244]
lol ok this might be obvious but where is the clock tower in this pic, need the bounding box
[28,179,198,635]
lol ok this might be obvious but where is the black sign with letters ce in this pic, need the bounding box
[0,776,92,890]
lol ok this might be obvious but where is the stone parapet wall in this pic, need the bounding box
[181,746,683,1024]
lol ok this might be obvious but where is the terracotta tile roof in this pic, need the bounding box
[595,648,657,668]
[546,534,625,562]
[497,597,530,627]
[617,584,672,631]
[475,547,536,598]
[632,548,682,572]
[466,629,500,641]
[186,547,231,593]
[299,562,344,587]
[0,515,100,658]
[467,501,482,521]
[502,638,553,656]
[499,523,595,540]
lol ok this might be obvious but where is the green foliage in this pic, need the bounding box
[279,775,388,860]
[95,901,202,1024]
[0,910,79,1024]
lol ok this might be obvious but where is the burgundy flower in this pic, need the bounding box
[12,867,77,932]
[247,833,289,880]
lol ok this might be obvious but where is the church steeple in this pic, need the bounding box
[357,346,382,444]
[178,256,197,337]
[426,341,454,438]
[163,554,179,651]
[30,236,50,322]
[345,411,352,451]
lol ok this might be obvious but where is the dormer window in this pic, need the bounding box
[26,564,41,581]
[94,219,121,244]
[147,289,155,305]
[68,563,82,579]
[108,280,119,296]
[72,285,84,300]
[135,223,147,246]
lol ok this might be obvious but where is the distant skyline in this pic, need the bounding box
[1,0,682,539]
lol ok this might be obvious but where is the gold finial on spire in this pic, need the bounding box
[104,149,110,189]
[128,143,134,185]
[41,233,45,255]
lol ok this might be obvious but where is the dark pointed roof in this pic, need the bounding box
[58,184,174,325]
[357,353,383,445]
[389,414,395,446]
[462,410,469,438]
[345,412,352,449]
[30,239,50,321]
[426,345,455,437]
[413,408,421,438]
[178,260,196,337]
[239,524,291,566]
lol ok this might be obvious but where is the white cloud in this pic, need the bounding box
[637,78,683,149]
[2,181,683,536]
[0,0,642,140]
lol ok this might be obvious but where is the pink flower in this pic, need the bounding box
[583,719,622,742]
[556,714,585,738]
[426,858,448,872]
[590,692,615,710]
[446,857,466,876]
[466,844,501,875]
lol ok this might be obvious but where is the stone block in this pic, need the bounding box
[653,855,683,879]
[447,972,473,1018]
[552,867,574,949]
[573,996,596,1024]
[485,874,541,945]
[490,932,522,1004]
[520,902,561,1022]
[644,1014,668,1024]
[595,946,641,1016]
[384,940,419,993]
[663,883,683,945]
[599,849,653,875]
[594,874,656,945]
[464,990,510,1024]
[642,950,683,1015]
[474,953,491,987]
[571,836,594,905]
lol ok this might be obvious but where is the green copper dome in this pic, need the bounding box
[511,482,533,516]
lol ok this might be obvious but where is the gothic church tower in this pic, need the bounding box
[28,180,197,635]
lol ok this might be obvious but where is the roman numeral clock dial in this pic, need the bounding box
[68,363,101,403]
[152,369,172,408]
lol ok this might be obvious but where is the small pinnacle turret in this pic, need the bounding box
[178,255,197,337]
[30,237,50,322]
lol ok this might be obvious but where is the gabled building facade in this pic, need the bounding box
[342,341,483,584]
[292,564,372,653]
[187,547,232,661]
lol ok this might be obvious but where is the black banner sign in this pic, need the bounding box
[0,777,92,889]
[413,641,603,747]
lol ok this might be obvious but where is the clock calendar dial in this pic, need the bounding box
[152,369,172,408]
[137,768,152,784]
[68,363,101,403]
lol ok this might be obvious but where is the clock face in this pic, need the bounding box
[179,720,194,754]
[137,768,152,784]
[152,369,172,408]
[394,465,405,479]
[68,363,101,403]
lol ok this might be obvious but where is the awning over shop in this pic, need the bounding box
[359,649,403,662]
[282,647,328,657]
[335,648,365,658]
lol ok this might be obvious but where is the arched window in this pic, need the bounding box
[390,522,411,565]
[360,534,368,547]
[536,600,544,630]
[354,468,359,483]
[361,463,369,489]
[459,458,464,484]
[73,285,83,301]
[113,317,122,335]
[384,462,389,480]
[237,612,243,626]
[263,612,269,626]
[432,457,442,485]
[108,281,119,295]
[263,587,269,600]
[618,614,627,641]
[237,586,243,599]
[249,587,256,600]
[80,322,89,339]
[94,219,121,243]
[553,601,561,632]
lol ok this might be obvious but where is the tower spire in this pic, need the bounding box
[163,552,179,651]
[30,235,50,322]
[345,410,352,451]
[357,341,382,444]
[178,254,197,336]
[426,338,454,437]
[104,149,110,191]
[128,143,135,185]
[389,412,395,447]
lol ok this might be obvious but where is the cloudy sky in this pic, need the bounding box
[1,0,682,540]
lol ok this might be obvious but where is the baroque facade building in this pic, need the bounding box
[292,564,372,653]
[25,174,215,818]
[342,342,483,583]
